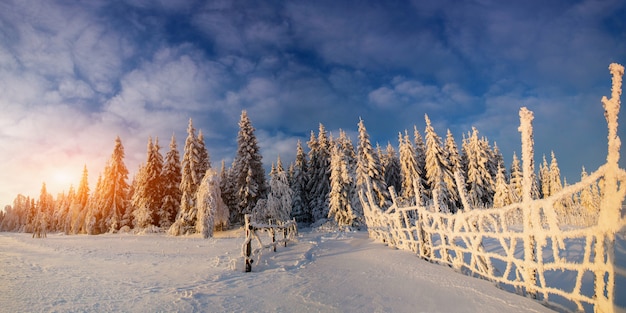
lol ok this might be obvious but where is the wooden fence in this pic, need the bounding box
[360,63,626,313]
[242,214,298,272]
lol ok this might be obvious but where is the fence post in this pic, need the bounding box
[244,214,253,272]
[519,107,538,299]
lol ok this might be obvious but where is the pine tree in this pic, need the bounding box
[382,142,402,196]
[170,119,207,235]
[231,110,267,225]
[219,160,238,226]
[262,156,293,222]
[424,115,453,213]
[33,183,52,237]
[509,153,523,203]
[493,162,511,208]
[539,155,551,198]
[579,167,600,213]
[549,151,565,213]
[290,140,310,223]
[306,124,331,221]
[197,130,211,181]
[444,129,461,212]
[96,136,130,233]
[132,137,164,229]
[159,135,182,228]
[56,186,74,234]
[68,166,89,234]
[356,119,389,208]
[413,126,428,196]
[463,127,494,207]
[328,136,357,226]
[399,131,425,205]
[196,168,226,238]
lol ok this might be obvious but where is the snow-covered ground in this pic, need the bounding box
[0,228,572,313]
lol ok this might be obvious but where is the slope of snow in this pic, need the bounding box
[1,229,555,312]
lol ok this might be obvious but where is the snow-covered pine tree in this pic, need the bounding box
[579,167,600,213]
[328,135,357,226]
[339,130,362,220]
[413,126,428,196]
[219,160,237,227]
[196,168,226,238]
[196,130,211,182]
[493,162,511,208]
[509,152,523,203]
[55,186,74,234]
[83,174,99,234]
[170,119,204,235]
[68,166,89,234]
[132,137,164,229]
[382,142,402,196]
[463,127,494,207]
[424,115,453,213]
[539,155,551,198]
[32,183,51,238]
[290,140,311,223]
[262,156,293,222]
[231,110,267,225]
[444,129,461,212]
[356,119,389,208]
[159,135,182,228]
[548,151,566,213]
[306,124,331,222]
[95,136,130,233]
[398,131,424,205]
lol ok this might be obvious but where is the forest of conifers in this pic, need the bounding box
[0,109,599,236]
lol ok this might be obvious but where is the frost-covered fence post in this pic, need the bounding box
[242,214,298,272]
[595,63,625,312]
[244,214,253,272]
[519,107,538,299]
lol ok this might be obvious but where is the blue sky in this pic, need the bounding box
[0,0,624,207]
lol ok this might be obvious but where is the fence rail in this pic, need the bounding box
[242,214,298,272]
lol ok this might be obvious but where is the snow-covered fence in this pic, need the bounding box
[242,214,298,272]
[360,63,626,313]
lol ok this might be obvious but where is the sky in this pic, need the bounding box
[0,0,625,208]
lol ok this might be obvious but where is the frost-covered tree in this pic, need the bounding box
[424,115,453,213]
[219,160,238,227]
[398,131,425,205]
[159,135,182,228]
[509,153,523,203]
[231,110,267,225]
[444,129,461,212]
[196,169,227,238]
[382,142,402,196]
[197,130,211,180]
[493,162,511,208]
[132,137,164,229]
[32,183,52,237]
[328,136,357,226]
[306,124,331,221]
[463,127,494,207]
[413,126,428,192]
[548,151,563,197]
[261,157,293,222]
[93,136,130,233]
[290,140,310,223]
[579,167,600,213]
[539,155,550,198]
[170,119,210,235]
[67,166,89,234]
[356,119,389,208]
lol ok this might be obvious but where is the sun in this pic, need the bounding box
[51,170,75,189]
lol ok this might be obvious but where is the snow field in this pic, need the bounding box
[1,229,555,313]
